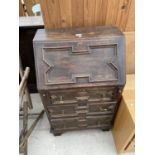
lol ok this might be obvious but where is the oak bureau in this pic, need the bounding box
[33,26,126,136]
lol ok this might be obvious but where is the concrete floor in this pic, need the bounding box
[20,94,134,155]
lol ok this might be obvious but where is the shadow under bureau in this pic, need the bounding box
[33,26,126,136]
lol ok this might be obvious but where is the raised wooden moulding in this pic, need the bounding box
[33,26,126,135]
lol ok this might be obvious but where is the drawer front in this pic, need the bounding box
[48,87,118,105]
[87,115,113,128]
[51,118,79,130]
[51,115,113,131]
[47,102,116,118]
[47,104,77,118]
[88,101,116,115]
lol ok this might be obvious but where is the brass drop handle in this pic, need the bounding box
[50,95,57,104]
[104,108,108,111]
[75,96,89,101]
[100,107,108,111]
[59,96,64,104]
[101,92,106,100]
[50,95,57,99]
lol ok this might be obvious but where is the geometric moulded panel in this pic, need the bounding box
[42,44,119,85]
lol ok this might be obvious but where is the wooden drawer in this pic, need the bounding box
[47,104,77,118]
[47,100,116,118]
[51,115,113,131]
[87,115,113,128]
[51,117,78,130]
[48,87,118,105]
[88,101,116,115]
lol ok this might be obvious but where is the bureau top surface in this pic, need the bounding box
[33,26,123,42]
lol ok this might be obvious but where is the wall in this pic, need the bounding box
[39,0,134,32]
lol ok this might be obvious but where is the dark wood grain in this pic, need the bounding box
[33,26,126,135]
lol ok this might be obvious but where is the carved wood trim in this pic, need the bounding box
[42,44,119,85]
